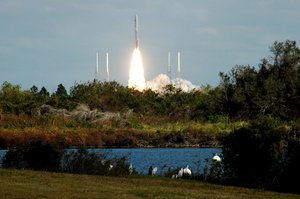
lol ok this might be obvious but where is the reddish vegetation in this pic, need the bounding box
[0,114,220,148]
[0,129,103,148]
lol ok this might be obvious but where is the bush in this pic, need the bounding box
[202,158,224,183]
[222,116,287,188]
[61,149,135,176]
[108,157,135,176]
[2,142,135,177]
[2,141,63,172]
[61,149,109,175]
[275,123,300,193]
[2,148,28,169]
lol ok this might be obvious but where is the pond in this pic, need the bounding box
[0,148,221,175]
[93,148,221,175]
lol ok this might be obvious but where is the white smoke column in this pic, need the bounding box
[128,48,145,91]
[172,78,199,92]
[145,74,200,93]
[145,74,171,92]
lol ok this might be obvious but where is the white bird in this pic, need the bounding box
[177,165,192,178]
[177,168,184,178]
[109,164,113,171]
[129,164,133,174]
[183,165,192,176]
[148,166,158,176]
[152,167,158,175]
[101,160,106,165]
[212,153,221,162]
[171,174,178,179]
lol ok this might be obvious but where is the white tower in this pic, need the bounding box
[105,52,109,82]
[95,52,99,80]
[177,52,181,80]
[168,52,171,80]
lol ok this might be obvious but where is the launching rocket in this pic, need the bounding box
[134,15,139,48]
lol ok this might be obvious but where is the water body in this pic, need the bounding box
[95,148,222,175]
[0,149,8,167]
[0,148,221,175]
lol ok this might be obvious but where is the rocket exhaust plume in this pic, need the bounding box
[128,48,145,90]
[128,15,145,91]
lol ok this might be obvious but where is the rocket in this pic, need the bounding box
[134,15,139,48]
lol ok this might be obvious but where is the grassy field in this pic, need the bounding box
[0,169,299,199]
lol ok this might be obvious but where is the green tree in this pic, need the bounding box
[39,86,50,97]
[218,72,236,118]
[217,40,300,120]
[30,85,38,94]
[49,83,73,110]
[0,82,24,114]
[254,41,300,119]
[191,86,223,121]
[70,80,103,109]
[55,83,68,97]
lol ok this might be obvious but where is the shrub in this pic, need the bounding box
[2,148,28,169]
[222,116,287,188]
[2,141,63,171]
[61,149,109,175]
[61,149,135,176]
[2,143,135,177]
[108,157,136,176]
[202,158,224,183]
[275,123,300,193]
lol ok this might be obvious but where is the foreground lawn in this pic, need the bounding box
[0,169,298,199]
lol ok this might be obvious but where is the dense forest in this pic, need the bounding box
[1,40,300,193]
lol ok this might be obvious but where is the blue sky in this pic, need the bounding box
[1,0,300,93]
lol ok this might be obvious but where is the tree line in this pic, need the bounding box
[1,40,300,122]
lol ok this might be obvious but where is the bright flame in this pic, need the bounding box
[128,47,145,91]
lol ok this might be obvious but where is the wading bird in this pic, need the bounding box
[148,166,158,176]
[212,153,221,162]
[175,165,192,178]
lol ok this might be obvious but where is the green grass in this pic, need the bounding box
[0,169,299,199]
[141,120,247,134]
